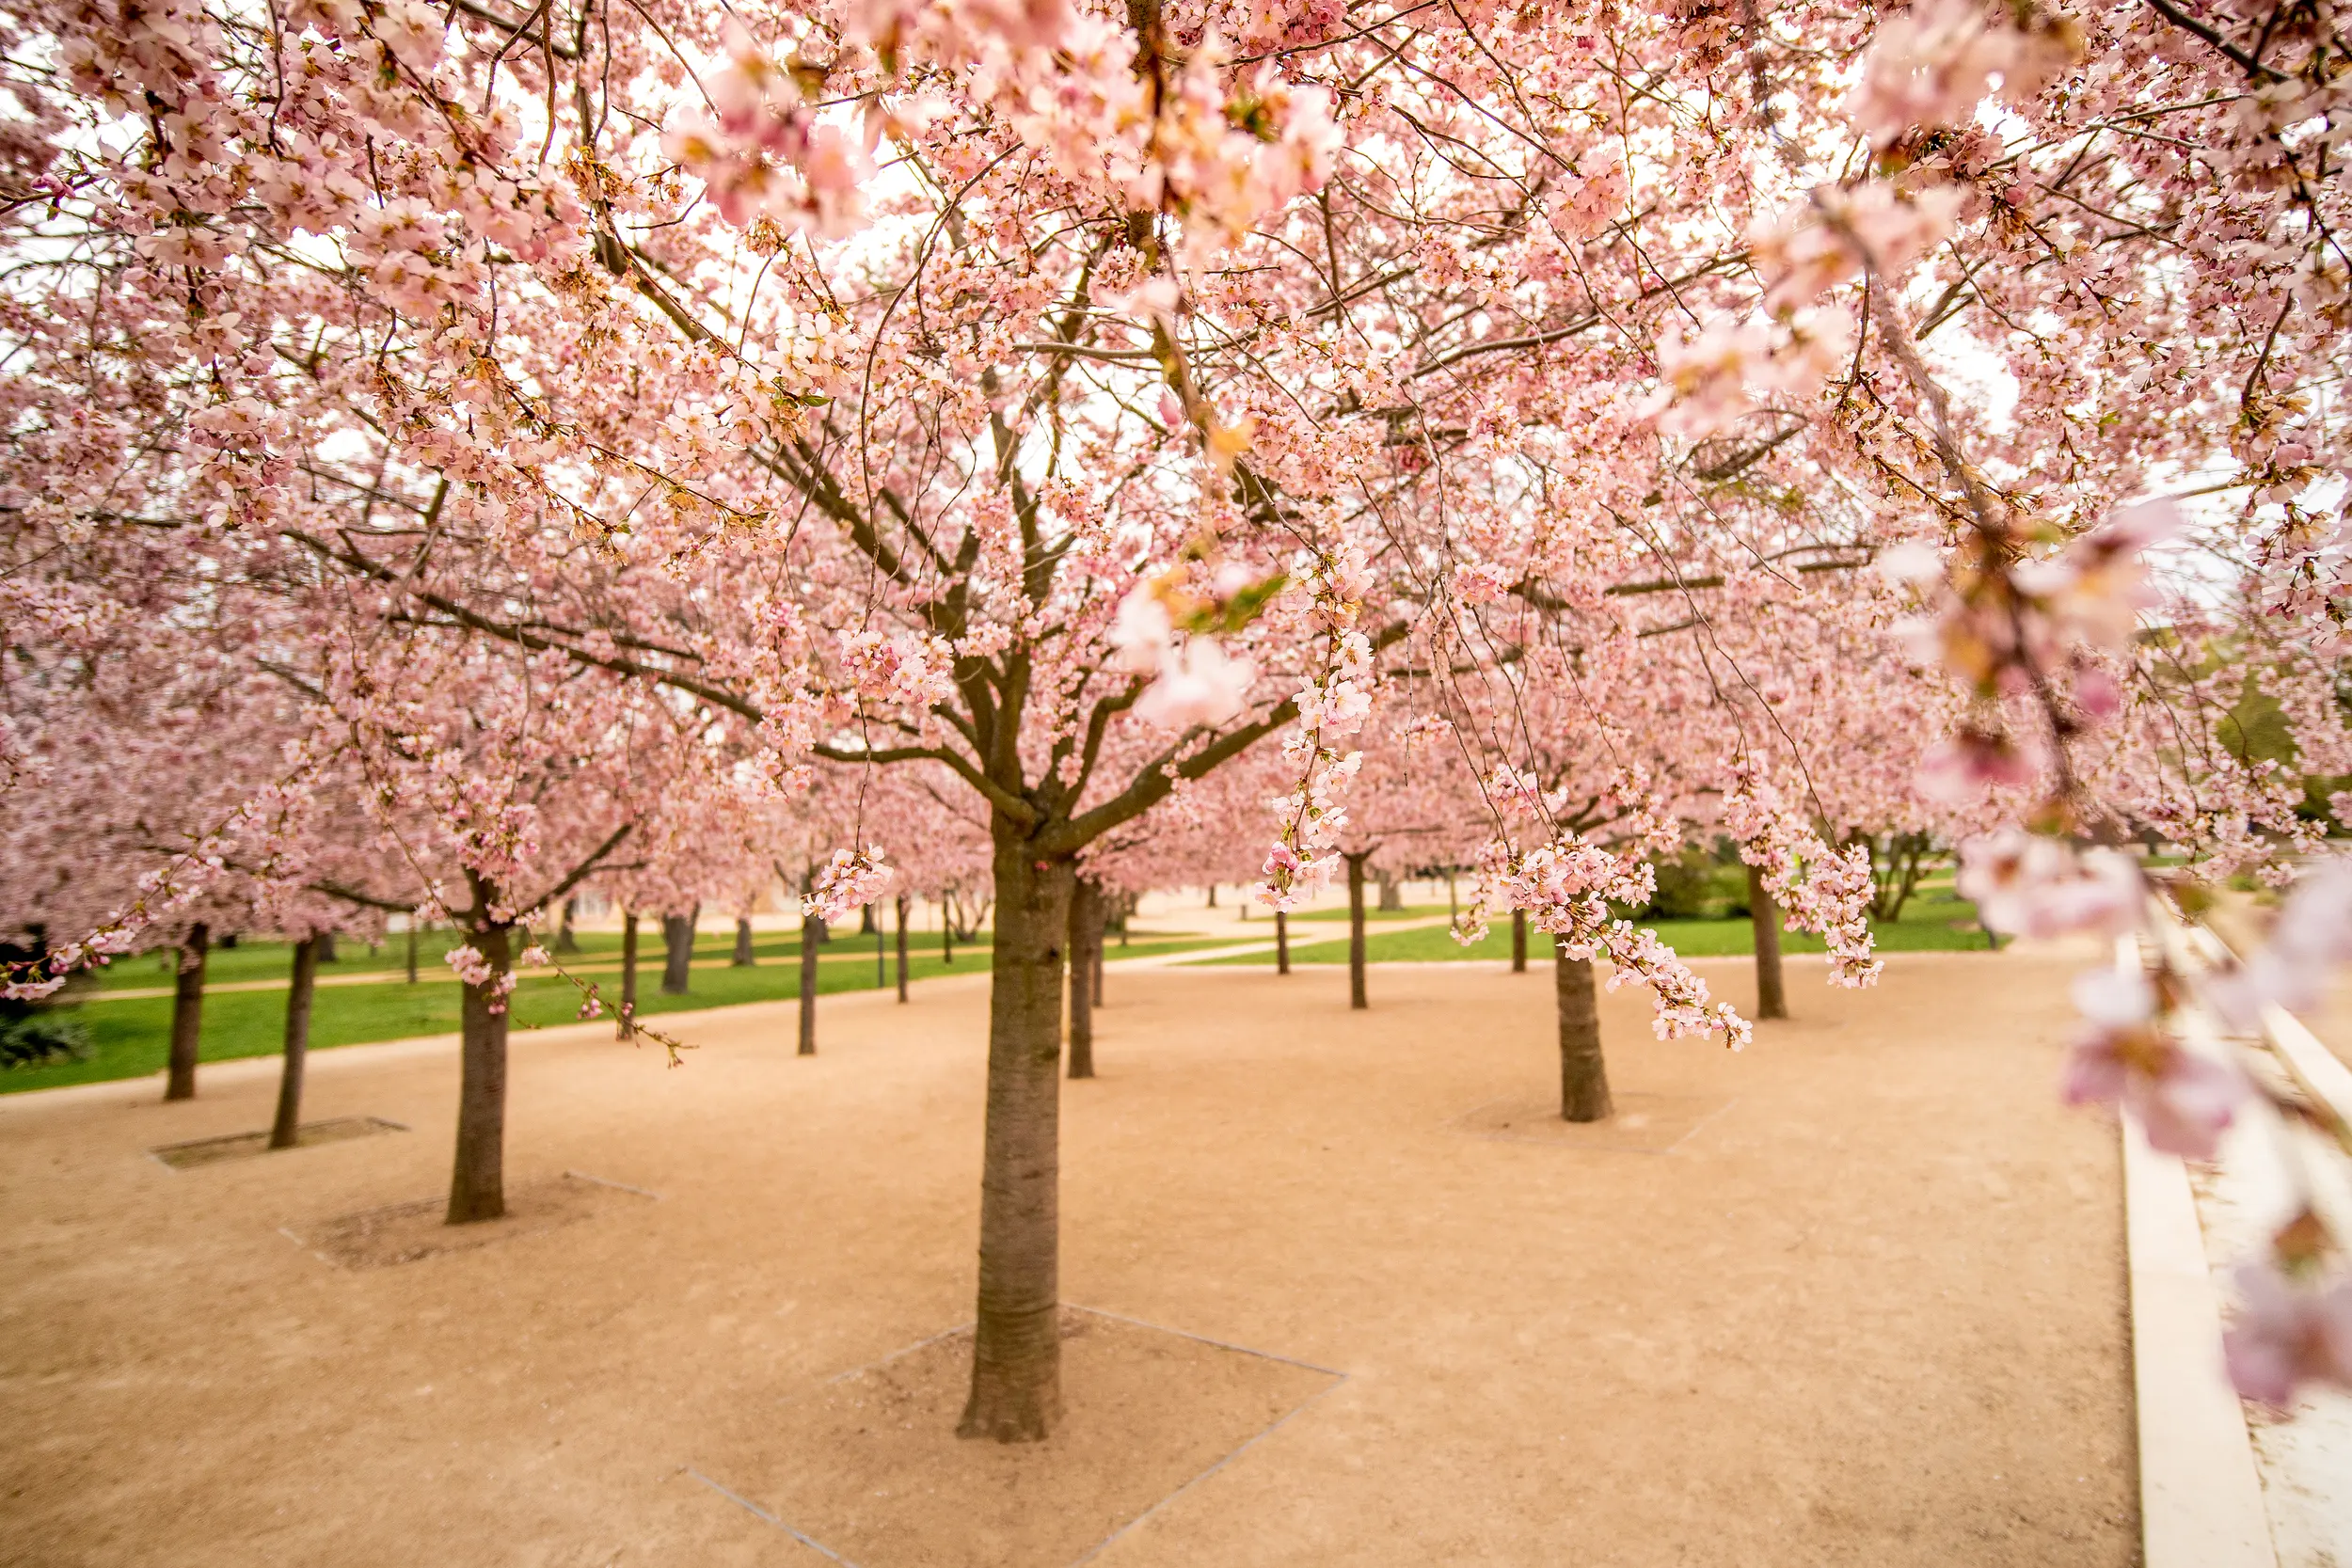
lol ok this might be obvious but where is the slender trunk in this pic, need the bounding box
[268,935,320,1150]
[315,930,337,963]
[943,910,954,965]
[896,894,910,1003]
[1376,871,1403,912]
[448,910,513,1226]
[405,922,419,984]
[660,909,695,995]
[1556,942,1612,1122]
[799,912,822,1054]
[1748,863,1788,1022]
[556,897,581,954]
[1276,909,1291,974]
[1511,909,1528,974]
[1093,917,1104,1002]
[1067,879,1102,1081]
[1205,883,1216,908]
[164,922,209,1101]
[619,912,639,1038]
[1346,853,1369,1010]
[733,915,755,966]
[959,832,1074,1443]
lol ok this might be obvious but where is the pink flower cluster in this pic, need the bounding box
[803,846,894,922]
[661,29,872,235]
[1258,546,1375,911]
[1722,769,1882,987]
[1109,575,1260,733]
[444,942,519,1013]
[2060,966,2245,1159]
[1844,0,2078,146]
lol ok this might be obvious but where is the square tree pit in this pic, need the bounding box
[691,1306,1343,1568]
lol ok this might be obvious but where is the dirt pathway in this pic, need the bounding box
[0,953,2130,1566]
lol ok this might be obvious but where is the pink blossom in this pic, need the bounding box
[803,846,895,922]
[1134,637,1255,731]
[2060,967,2245,1159]
[1956,832,2139,939]
[2223,1260,2352,1408]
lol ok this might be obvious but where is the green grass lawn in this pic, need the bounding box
[1287,902,1453,923]
[1199,883,1996,965]
[4,928,1230,1096]
[77,922,993,991]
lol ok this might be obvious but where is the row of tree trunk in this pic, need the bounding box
[154,852,1796,1444]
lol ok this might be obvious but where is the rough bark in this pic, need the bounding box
[619,912,640,1038]
[1345,853,1370,1010]
[660,908,696,994]
[1556,942,1613,1123]
[958,832,1075,1443]
[164,922,209,1101]
[733,915,755,966]
[268,934,319,1150]
[896,894,911,1003]
[1748,863,1788,1022]
[799,911,823,1054]
[1066,878,1103,1081]
[1511,909,1527,973]
[447,895,513,1225]
[1276,910,1290,974]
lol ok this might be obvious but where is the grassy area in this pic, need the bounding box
[3,928,1231,1096]
[1288,903,1452,923]
[1200,883,1995,965]
[77,922,993,991]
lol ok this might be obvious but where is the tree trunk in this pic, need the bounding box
[733,915,755,966]
[860,902,877,935]
[315,930,338,963]
[268,935,320,1150]
[1511,909,1528,973]
[1556,942,1612,1122]
[556,897,581,954]
[619,912,639,1038]
[660,909,695,994]
[1748,863,1788,1022]
[959,832,1075,1443]
[799,911,823,1054]
[447,899,513,1225]
[1376,870,1403,912]
[1276,910,1290,974]
[943,911,954,965]
[1346,853,1369,1010]
[405,921,419,984]
[1205,883,1216,908]
[1067,879,1103,1081]
[164,922,209,1101]
[896,894,911,1003]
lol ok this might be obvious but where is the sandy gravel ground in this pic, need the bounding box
[0,951,2133,1567]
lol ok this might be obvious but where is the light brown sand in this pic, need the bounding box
[0,952,2133,1567]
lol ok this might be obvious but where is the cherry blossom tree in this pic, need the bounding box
[13,0,2352,1426]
